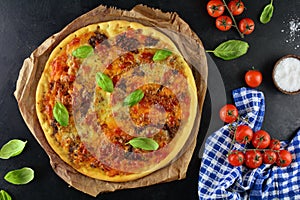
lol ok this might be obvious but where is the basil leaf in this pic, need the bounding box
[207,40,249,60]
[96,72,114,93]
[53,102,69,126]
[123,89,144,106]
[4,167,34,185]
[127,137,159,151]
[260,3,274,24]
[153,49,172,61]
[0,139,27,159]
[0,190,12,200]
[72,45,93,58]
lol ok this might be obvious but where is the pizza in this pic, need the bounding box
[36,20,198,182]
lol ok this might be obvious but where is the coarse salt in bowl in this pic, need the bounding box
[272,55,300,95]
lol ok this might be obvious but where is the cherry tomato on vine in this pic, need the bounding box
[269,139,281,150]
[228,150,245,166]
[245,150,263,169]
[216,15,232,31]
[235,125,253,144]
[263,150,277,164]
[238,18,255,35]
[245,69,263,88]
[207,0,225,18]
[252,130,271,149]
[228,0,245,16]
[276,150,292,167]
[219,104,239,123]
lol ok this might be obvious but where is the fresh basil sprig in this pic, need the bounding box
[123,89,144,106]
[4,167,34,185]
[153,49,172,61]
[260,0,274,24]
[72,45,93,58]
[0,139,27,159]
[53,102,69,126]
[127,137,159,151]
[0,190,12,200]
[206,40,249,60]
[96,72,114,93]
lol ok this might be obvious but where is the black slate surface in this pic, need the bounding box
[0,0,299,199]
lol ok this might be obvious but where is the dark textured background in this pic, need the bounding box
[0,0,299,199]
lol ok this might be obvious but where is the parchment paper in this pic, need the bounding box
[14,4,208,197]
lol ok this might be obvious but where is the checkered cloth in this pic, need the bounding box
[198,87,300,199]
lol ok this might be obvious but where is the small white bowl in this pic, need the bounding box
[272,54,300,95]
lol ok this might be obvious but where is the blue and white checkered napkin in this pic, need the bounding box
[198,87,300,200]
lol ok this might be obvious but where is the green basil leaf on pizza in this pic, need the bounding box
[53,102,69,126]
[96,72,114,93]
[127,137,159,151]
[123,89,144,106]
[153,49,172,61]
[72,45,93,58]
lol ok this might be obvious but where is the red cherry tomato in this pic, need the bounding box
[252,130,271,149]
[235,125,253,144]
[239,18,255,35]
[263,150,277,164]
[228,150,245,166]
[245,69,263,88]
[228,0,245,16]
[216,15,232,31]
[207,0,225,18]
[269,139,281,150]
[276,150,292,167]
[245,150,263,169]
[219,104,239,123]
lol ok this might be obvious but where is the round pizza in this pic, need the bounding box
[36,20,198,182]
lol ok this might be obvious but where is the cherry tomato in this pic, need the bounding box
[219,104,239,123]
[228,150,245,166]
[238,18,255,35]
[276,150,292,167]
[228,0,245,16]
[235,125,253,144]
[245,150,263,169]
[245,69,263,88]
[263,150,277,164]
[216,16,232,31]
[252,130,271,149]
[269,139,281,150]
[207,0,225,18]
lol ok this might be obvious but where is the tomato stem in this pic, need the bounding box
[227,130,236,156]
[243,148,279,153]
[227,116,240,156]
[222,0,244,38]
